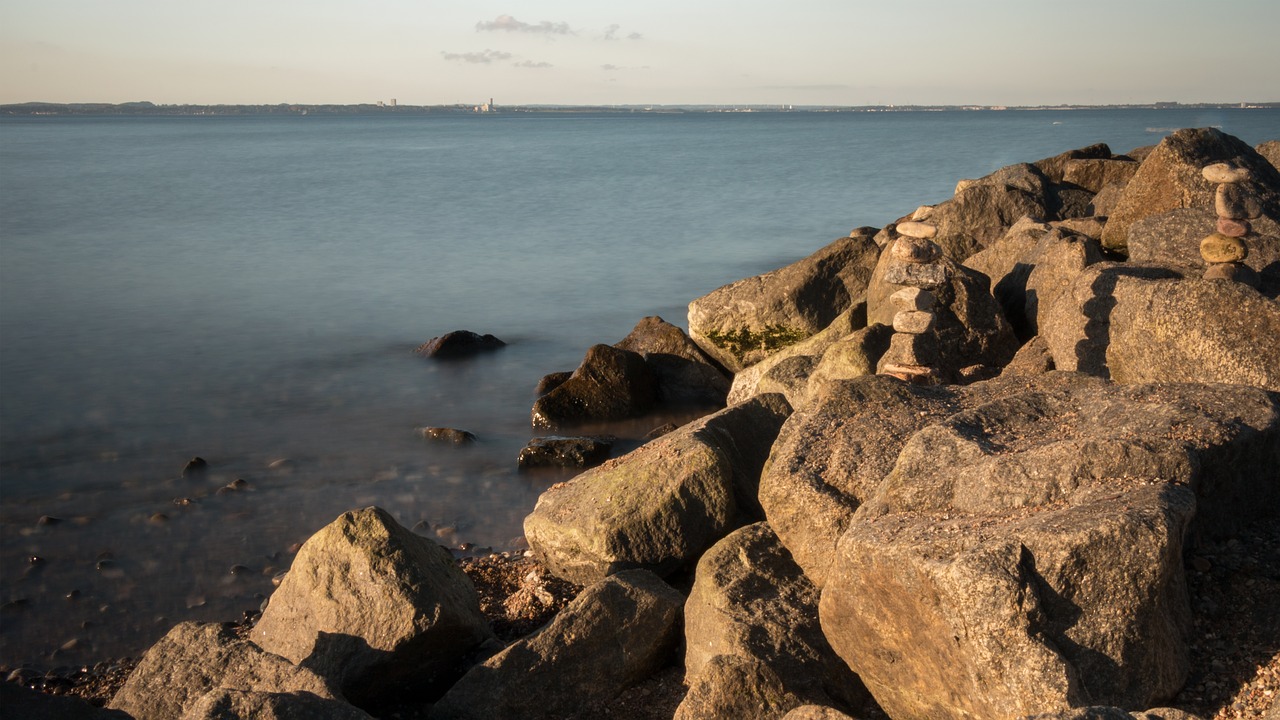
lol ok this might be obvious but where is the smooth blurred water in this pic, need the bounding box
[1,108,1277,666]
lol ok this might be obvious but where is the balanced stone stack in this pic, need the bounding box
[1201,162,1261,288]
[877,222,946,383]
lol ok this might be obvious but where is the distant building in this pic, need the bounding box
[390,98,396,107]
[474,98,496,113]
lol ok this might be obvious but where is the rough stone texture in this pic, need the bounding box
[525,394,792,584]
[252,508,494,705]
[1100,128,1280,252]
[821,377,1280,719]
[181,689,374,720]
[1053,216,1108,240]
[1022,708,1204,720]
[908,176,1047,263]
[414,331,505,359]
[517,436,613,470]
[892,310,936,334]
[727,303,867,406]
[420,427,477,445]
[109,622,340,720]
[614,315,731,407]
[1023,229,1106,337]
[753,355,821,409]
[999,335,1056,377]
[684,523,867,711]
[429,570,683,720]
[1127,208,1280,287]
[782,706,859,720]
[1041,263,1280,390]
[1216,183,1264,219]
[1062,157,1141,194]
[2,682,131,720]
[1200,233,1248,263]
[1257,140,1280,173]
[1034,143,1114,184]
[674,654,802,720]
[964,219,1053,330]
[867,252,1019,381]
[535,371,572,396]
[1088,182,1128,217]
[531,344,658,428]
[803,325,894,403]
[688,234,881,372]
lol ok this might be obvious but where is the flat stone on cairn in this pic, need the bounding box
[1216,183,1263,220]
[896,221,938,239]
[1203,261,1260,285]
[1200,233,1248,264]
[1200,162,1260,288]
[1202,162,1252,184]
[1216,217,1250,237]
[890,235,942,263]
[892,310,936,334]
[889,287,936,312]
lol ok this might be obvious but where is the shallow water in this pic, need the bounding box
[2,108,1277,667]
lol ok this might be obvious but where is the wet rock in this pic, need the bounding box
[614,315,731,406]
[1202,261,1260,288]
[419,427,478,445]
[37,515,62,526]
[684,524,867,711]
[253,507,494,706]
[414,330,505,359]
[525,394,792,585]
[530,344,658,428]
[517,436,613,470]
[182,457,208,477]
[534,371,572,395]
[108,622,339,720]
[429,570,683,720]
[688,233,881,372]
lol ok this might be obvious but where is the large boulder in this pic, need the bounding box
[908,178,1047,262]
[109,622,340,720]
[1256,139,1280,172]
[252,507,494,706]
[674,654,801,720]
[1062,157,1140,194]
[866,252,1019,380]
[614,315,731,406]
[684,523,866,711]
[531,344,658,428]
[1034,143,1114,184]
[820,378,1280,718]
[802,324,895,401]
[429,570,683,720]
[728,303,868,406]
[688,233,881,372]
[1125,207,1280,287]
[525,394,792,584]
[1100,128,1280,253]
[181,690,373,720]
[1041,263,1280,390]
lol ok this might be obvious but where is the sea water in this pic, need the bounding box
[2,108,1277,666]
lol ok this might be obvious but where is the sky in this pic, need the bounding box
[2,0,1279,107]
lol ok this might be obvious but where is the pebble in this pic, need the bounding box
[890,236,942,264]
[1216,216,1250,238]
[892,310,937,334]
[1200,233,1248,264]
[896,221,938,239]
[37,515,62,526]
[149,512,169,524]
[889,287,937,312]
[885,261,950,289]
[1202,162,1251,184]
[229,564,250,575]
[1203,261,1261,288]
[1215,183,1263,219]
[173,497,194,506]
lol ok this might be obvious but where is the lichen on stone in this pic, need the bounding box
[704,325,809,363]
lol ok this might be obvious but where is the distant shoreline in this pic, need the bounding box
[3,100,1278,117]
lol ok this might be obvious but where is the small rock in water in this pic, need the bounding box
[644,423,680,441]
[271,571,288,587]
[228,478,249,490]
[268,458,295,472]
[28,556,44,566]
[517,436,614,470]
[1215,216,1250,238]
[415,330,506,359]
[149,512,169,524]
[181,457,208,477]
[229,564,250,575]
[1202,162,1251,184]
[173,497,194,506]
[37,515,62,526]
[65,590,80,600]
[420,427,478,445]
[1200,233,1248,264]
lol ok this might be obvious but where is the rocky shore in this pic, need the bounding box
[5,127,1280,719]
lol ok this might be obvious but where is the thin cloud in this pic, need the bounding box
[514,60,553,69]
[628,32,643,40]
[603,24,643,41]
[476,15,572,35]
[601,64,650,71]
[441,50,513,64]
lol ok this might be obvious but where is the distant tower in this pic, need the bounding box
[490,98,495,111]
[390,98,397,107]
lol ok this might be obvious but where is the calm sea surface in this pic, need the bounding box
[2,108,1277,666]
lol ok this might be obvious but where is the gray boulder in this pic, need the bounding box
[1125,207,1280,286]
[429,570,683,720]
[821,378,1280,719]
[1088,182,1128,217]
[727,303,867,406]
[674,654,801,720]
[1022,228,1105,336]
[1062,157,1140,194]
[524,394,792,584]
[1100,128,1280,252]
[1034,143,1114,184]
[181,690,373,720]
[1041,263,1280,390]
[684,523,866,711]
[531,344,658,428]
[688,234,881,372]
[918,180,1047,261]
[615,315,731,406]
[252,507,494,705]
[109,622,340,720]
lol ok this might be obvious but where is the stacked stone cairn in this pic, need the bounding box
[1201,162,1261,288]
[877,221,946,384]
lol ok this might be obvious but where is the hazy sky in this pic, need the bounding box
[3,0,1279,106]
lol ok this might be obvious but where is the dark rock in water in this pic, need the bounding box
[252,507,494,707]
[2,681,131,719]
[419,427,478,445]
[182,457,208,477]
[531,344,658,429]
[429,570,683,720]
[37,515,62,526]
[534,371,572,396]
[517,436,613,470]
[108,621,339,720]
[414,330,506,359]
[615,316,731,406]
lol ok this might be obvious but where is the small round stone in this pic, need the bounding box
[1203,261,1260,288]
[1201,162,1251,184]
[890,236,941,264]
[1216,217,1251,238]
[1200,233,1248,264]
[896,221,938,239]
[892,310,937,334]
[1215,183,1263,220]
